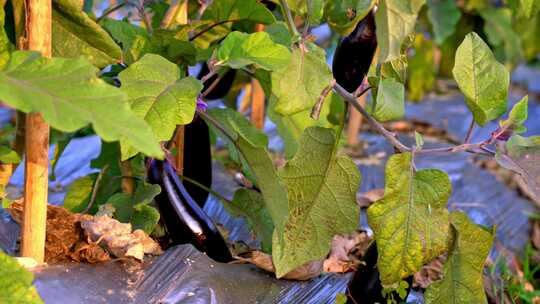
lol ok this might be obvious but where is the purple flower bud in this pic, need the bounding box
[196,95,208,112]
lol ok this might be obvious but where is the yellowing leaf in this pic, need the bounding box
[272,127,361,278]
[368,152,450,285]
[425,211,494,304]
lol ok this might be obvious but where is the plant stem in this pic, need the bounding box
[333,82,411,153]
[464,118,475,144]
[97,1,127,22]
[82,165,109,214]
[279,0,300,38]
[189,20,237,41]
[181,175,232,205]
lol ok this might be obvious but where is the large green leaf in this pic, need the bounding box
[0,251,43,303]
[376,0,425,62]
[407,34,436,101]
[132,204,161,234]
[230,188,274,253]
[368,152,450,286]
[0,51,163,158]
[324,0,375,36]
[272,127,361,278]
[216,31,292,71]
[272,43,332,115]
[267,92,344,159]
[424,211,494,304]
[426,0,461,44]
[206,108,289,233]
[118,54,202,160]
[479,8,523,66]
[52,0,121,68]
[366,77,405,122]
[201,0,275,25]
[452,32,509,126]
[496,135,540,200]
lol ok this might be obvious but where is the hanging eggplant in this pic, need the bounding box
[197,64,237,100]
[147,158,233,263]
[346,242,412,304]
[332,10,377,93]
[182,117,212,208]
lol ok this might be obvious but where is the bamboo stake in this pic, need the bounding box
[346,94,366,146]
[21,0,52,264]
[250,23,265,129]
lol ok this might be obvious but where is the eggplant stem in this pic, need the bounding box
[181,175,232,205]
[279,0,300,38]
[82,165,109,214]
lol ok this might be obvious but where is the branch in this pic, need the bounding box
[464,118,475,144]
[279,0,300,38]
[333,82,411,153]
[189,20,236,41]
[97,1,127,22]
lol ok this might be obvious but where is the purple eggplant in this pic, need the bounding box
[197,64,237,100]
[147,158,233,263]
[346,242,412,303]
[332,10,377,93]
[183,117,212,208]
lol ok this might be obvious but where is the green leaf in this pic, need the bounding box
[272,43,332,115]
[265,22,293,47]
[376,0,426,62]
[307,0,326,24]
[206,108,289,233]
[366,77,405,122]
[426,0,461,44]
[452,32,509,126]
[0,251,43,304]
[272,127,361,278]
[407,34,436,101]
[132,204,160,234]
[424,211,494,304]
[496,135,540,200]
[216,31,292,71]
[0,0,13,69]
[118,54,202,160]
[500,96,528,134]
[0,146,20,164]
[479,8,523,66]
[52,0,122,68]
[335,293,347,304]
[108,192,133,223]
[230,188,274,253]
[515,0,540,18]
[368,152,450,285]
[64,175,95,212]
[201,0,276,25]
[132,181,161,206]
[380,54,408,84]
[100,18,152,65]
[0,51,163,159]
[268,92,344,159]
[324,0,375,36]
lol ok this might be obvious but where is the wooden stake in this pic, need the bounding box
[174,126,185,176]
[346,94,366,146]
[21,0,52,263]
[250,24,265,129]
[120,160,135,194]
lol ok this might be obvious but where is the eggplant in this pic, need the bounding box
[197,64,237,100]
[147,158,233,263]
[183,117,212,208]
[332,10,377,93]
[260,0,277,11]
[346,243,412,304]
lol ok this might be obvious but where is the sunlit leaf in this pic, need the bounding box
[376,0,425,62]
[216,31,291,71]
[499,96,528,134]
[425,211,494,304]
[0,51,163,159]
[52,0,122,68]
[368,152,450,285]
[0,251,43,303]
[453,32,509,126]
[118,54,202,159]
[366,77,405,122]
[324,0,375,35]
[273,127,361,278]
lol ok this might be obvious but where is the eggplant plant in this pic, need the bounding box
[0,0,538,303]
